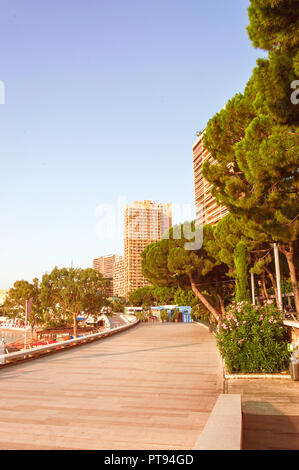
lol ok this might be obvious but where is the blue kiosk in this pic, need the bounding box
[151,305,192,323]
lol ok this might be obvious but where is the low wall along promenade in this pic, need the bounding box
[0,316,139,367]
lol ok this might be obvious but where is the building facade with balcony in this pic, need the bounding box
[193,132,228,226]
[124,200,172,297]
[93,254,123,298]
[113,256,125,298]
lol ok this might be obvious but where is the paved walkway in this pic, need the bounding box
[108,313,126,329]
[227,378,299,450]
[0,323,221,450]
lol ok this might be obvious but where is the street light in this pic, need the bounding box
[274,243,283,311]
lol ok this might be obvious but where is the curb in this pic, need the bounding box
[224,370,291,380]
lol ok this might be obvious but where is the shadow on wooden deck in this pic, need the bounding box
[242,403,299,450]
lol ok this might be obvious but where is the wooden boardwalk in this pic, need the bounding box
[227,378,299,450]
[0,323,222,450]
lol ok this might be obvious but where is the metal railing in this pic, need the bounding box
[0,318,139,367]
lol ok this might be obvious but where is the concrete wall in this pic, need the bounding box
[193,394,242,450]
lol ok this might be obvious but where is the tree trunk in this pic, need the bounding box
[264,266,279,305]
[187,273,219,321]
[285,254,299,314]
[215,273,226,316]
[216,293,226,316]
[234,242,250,302]
[278,242,299,314]
[261,272,269,301]
[73,313,78,338]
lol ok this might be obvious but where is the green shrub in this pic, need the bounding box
[135,311,149,322]
[216,300,290,373]
[160,309,169,322]
[170,308,180,322]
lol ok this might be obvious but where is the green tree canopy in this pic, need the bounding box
[39,267,108,337]
[174,288,198,307]
[153,287,177,305]
[110,297,126,313]
[205,213,290,305]
[247,0,299,51]
[202,2,299,311]
[128,286,155,307]
[142,223,229,320]
[3,278,40,325]
[205,214,267,277]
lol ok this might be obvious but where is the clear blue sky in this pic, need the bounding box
[0,0,263,289]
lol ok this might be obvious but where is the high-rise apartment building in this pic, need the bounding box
[93,254,118,279]
[93,254,123,297]
[113,256,125,298]
[124,200,172,297]
[193,132,228,226]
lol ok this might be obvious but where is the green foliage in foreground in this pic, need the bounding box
[216,301,290,373]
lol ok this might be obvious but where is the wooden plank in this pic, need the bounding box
[227,378,299,450]
[0,323,221,450]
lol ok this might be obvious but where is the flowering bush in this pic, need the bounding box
[216,300,290,373]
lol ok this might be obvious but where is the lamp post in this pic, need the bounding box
[251,272,255,305]
[274,243,283,311]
